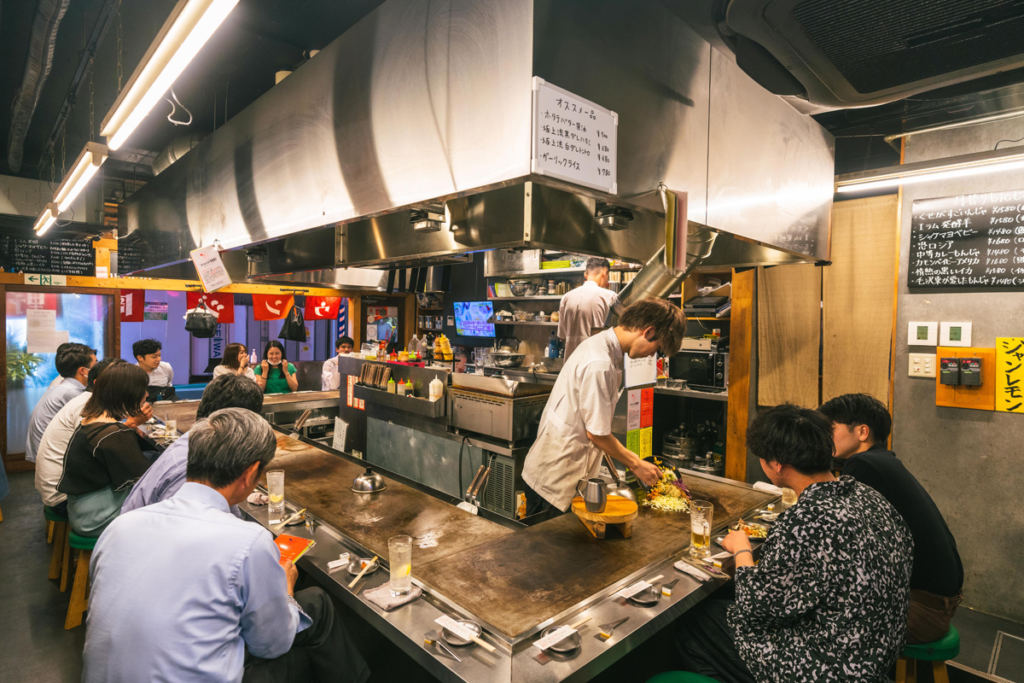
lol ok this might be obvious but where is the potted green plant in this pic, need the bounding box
[7,335,43,388]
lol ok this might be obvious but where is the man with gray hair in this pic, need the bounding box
[83,408,370,683]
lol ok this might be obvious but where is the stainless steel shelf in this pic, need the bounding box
[491,320,558,327]
[654,387,729,402]
[488,295,563,300]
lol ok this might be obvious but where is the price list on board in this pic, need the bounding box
[909,191,1024,288]
[0,236,95,276]
[531,77,618,194]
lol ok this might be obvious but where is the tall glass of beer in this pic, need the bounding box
[689,500,713,558]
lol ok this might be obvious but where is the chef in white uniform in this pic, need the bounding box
[522,299,688,514]
[558,257,618,359]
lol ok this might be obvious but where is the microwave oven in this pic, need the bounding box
[669,351,728,389]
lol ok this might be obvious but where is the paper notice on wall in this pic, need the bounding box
[625,354,657,388]
[333,418,348,451]
[639,427,653,458]
[626,429,640,454]
[189,246,232,292]
[627,389,641,430]
[996,337,1024,413]
[26,309,69,353]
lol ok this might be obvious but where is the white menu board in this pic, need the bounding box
[531,77,618,194]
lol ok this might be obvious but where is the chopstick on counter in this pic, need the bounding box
[469,632,497,654]
[347,555,378,589]
[271,508,307,532]
[569,615,591,630]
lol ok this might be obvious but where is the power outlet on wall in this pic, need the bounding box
[909,353,936,378]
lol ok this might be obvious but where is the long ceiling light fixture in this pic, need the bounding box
[53,142,108,211]
[34,203,59,236]
[836,145,1024,193]
[99,0,239,151]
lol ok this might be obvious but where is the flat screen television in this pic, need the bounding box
[454,301,496,338]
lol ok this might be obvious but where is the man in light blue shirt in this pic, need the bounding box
[122,373,265,516]
[84,408,370,683]
[25,343,96,462]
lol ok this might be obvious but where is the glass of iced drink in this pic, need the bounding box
[388,535,413,596]
[266,470,285,523]
[689,500,713,558]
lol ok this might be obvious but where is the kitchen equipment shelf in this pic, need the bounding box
[487,295,563,301]
[491,320,558,327]
[654,387,729,402]
[353,384,446,418]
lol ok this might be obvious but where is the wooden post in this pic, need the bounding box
[725,269,755,482]
[349,296,362,347]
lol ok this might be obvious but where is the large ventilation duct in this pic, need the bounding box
[6,0,70,174]
[152,133,205,176]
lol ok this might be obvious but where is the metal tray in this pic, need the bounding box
[539,625,582,653]
[440,619,482,647]
[353,384,446,418]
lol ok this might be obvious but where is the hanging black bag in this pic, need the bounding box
[184,298,218,338]
[278,304,307,342]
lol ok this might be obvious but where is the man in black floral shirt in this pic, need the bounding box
[675,404,913,683]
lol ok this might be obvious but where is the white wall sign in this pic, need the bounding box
[333,418,349,451]
[625,354,657,388]
[189,246,232,292]
[531,77,618,194]
[26,309,68,353]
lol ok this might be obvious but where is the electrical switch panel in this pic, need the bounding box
[909,353,936,378]
[960,358,982,386]
[940,357,960,385]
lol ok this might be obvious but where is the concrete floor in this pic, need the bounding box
[0,470,1013,683]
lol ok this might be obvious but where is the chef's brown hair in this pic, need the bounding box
[617,298,687,356]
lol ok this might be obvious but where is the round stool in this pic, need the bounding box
[65,531,98,630]
[44,507,70,588]
[646,673,719,683]
[896,626,960,683]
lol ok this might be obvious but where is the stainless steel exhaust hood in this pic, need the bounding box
[119,0,834,284]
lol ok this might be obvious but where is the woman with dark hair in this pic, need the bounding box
[253,340,297,394]
[214,342,256,381]
[57,363,153,536]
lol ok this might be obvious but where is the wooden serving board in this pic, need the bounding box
[571,495,639,539]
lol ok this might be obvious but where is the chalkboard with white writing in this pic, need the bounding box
[909,191,1024,288]
[0,236,95,276]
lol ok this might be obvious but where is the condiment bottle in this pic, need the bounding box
[397,378,407,396]
[387,377,396,393]
[429,377,444,401]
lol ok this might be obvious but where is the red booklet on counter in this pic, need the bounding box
[274,534,316,565]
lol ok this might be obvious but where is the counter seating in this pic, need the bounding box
[646,672,717,682]
[44,506,71,591]
[64,531,97,630]
[896,626,959,683]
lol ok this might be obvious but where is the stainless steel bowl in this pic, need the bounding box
[490,351,526,368]
[508,280,531,296]
[351,467,387,494]
[441,619,483,647]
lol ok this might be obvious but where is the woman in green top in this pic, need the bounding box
[254,341,298,394]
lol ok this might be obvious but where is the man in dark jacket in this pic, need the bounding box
[820,393,963,643]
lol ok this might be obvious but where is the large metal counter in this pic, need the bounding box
[250,432,775,682]
[154,390,339,433]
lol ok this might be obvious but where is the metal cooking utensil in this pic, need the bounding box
[598,617,629,640]
[602,452,637,502]
[627,586,662,606]
[440,619,483,647]
[539,625,582,653]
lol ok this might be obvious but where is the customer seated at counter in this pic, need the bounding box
[820,393,964,643]
[25,342,97,463]
[321,336,354,391]
[134,338,176,402]
[214,342,257,381]
[675,404,913,683]
[122,373,265,516]
[36,359,152,517]
[82,408,371,683]
[254,340,298,394]
[56,363,153,537]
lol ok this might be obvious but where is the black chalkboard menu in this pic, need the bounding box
[0,236,95,276]
[909,191,1024,288]
[116,240,143,275]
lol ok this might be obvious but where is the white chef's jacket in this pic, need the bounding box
[322,355,341,391]
[522,329,624,511]
[558,280,618,359]
[141,361,174,387]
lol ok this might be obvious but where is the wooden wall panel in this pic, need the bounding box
[725,269,754,482]
[757,264,821,408]
[823,195,899,405]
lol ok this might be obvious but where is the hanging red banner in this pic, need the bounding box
[305,296,341,320]
[253,294,294,321]
[186,292,235,323]
[120,289,145,322]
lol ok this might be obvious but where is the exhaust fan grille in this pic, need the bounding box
[792,0,1024,93]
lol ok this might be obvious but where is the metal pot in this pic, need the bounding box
[351,467,387,493]
[490,351,525,368]
[508,279,531,296]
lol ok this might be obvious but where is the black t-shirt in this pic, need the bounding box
[57,422,152,496]
[841,444,963,597]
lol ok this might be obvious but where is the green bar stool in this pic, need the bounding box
[646,673,719,683]
[65,531,98,630]
[896,626,960,683]
[44,507,71,590]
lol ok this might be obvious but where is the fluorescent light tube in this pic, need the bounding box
[835,147,1024,193]
[100,0,239,150]
[34,203,59,236]
[53,142,107,211]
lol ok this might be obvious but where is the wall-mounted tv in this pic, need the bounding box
[454,301,496,338]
